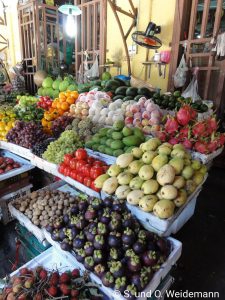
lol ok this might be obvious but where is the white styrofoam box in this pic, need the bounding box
[31,155,59,175]
[6,247,108,300]
[8,180,81,244]
[44,230,182,300]
[65,176,101,198]
[0,141,34,160]
[0,150,34,181]
[86,148,116,165]
[191,147,223,164]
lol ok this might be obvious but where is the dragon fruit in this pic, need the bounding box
[192,122,206,137]
[194,141,208,154]
[177,105,194,126]
[165,117,179,134]
[182,139,193,149]
[206,117,218,134]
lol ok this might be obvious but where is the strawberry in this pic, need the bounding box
[71,269,80,278]
[60,284,71,296]
[59,272,71,284]
[39,269,48,280]
[165,117,179,134]
[47,286,58,297]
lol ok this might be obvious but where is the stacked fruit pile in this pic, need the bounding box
[85,121,145,157]
[0,156,20,174]
[156,105,225,154]
[95,138,207,219]
[37,96,52,110]
[51,115,74,138]
[47,195,171,298]
[0,266,102,299]
[6,121,49,149]
[68,101,89,119]
[58,149,108,192]
[32,138,56,157]
[0,105,16,141]
[67,118,100,143]
[42,130,83,164]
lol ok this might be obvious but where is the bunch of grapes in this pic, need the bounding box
[6,121,49,149]
[51,115,74,138]
[32,138,56,157]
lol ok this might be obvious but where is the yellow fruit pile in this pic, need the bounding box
[0,105,16,141]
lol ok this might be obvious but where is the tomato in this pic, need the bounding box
[70,170,77,180]
[76,160,86,170]
[82,164,90,177]
[70,158,77,169]
[90,166,103,180]
[93,160,104,167]
[102,165,109,173]
[58,163,67,174]
[91,181,101,192]
[75,149,88,161]
[87,156,95,165]
[64,154,74,166]
[77,174,84,183]
[64,167,71,177]
[83,177,92,187]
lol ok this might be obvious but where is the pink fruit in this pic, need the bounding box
[192,122,206,137]
[149,116,160,125]
[125,117,133,125]
[177,105,193,126]
[142,119,149,126]
[138,98,146,107]
[142,111,150,119]
[194,141,208,154]
[182,139,193,149]
[130,104,139,113]
[146,103,157,113]
[165,117,179,134]
[134,112,142,119]
[144,99,151,108]
[125,111,133,118]
[207,117,217,134]
[155,131,167,142]
[207,140,218,153]
[168,137,179,145]
[133,118,142,126]
[143,126,152,134]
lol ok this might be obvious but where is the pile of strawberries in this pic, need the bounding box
[0,266,102,300]
[156,105,225,154]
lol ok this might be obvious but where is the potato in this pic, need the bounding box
[33,220,40,226]
[48,211,53,217]
[64,199,69,207]
[42,210,47,216]
[44,215,48,220]
[69,197,75,203]
[56,210,61,216]
[39,215,43,221]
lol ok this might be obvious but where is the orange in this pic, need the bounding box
[70,91,79,99]
[59,94,66,101]
[52,101,57,108]
[59,92,65,98]
[56,102,62,109]
[42,118,48,127]
[66,96,75,105]
[65,91,71,97]
[57,108,64,116]
[61,102,69,111]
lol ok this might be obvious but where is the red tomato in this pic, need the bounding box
[70,170,77,180]
[70,158,77,169]
[83,177,92,187]
[87,156,95,165]
[91,181,101,192]
[64,154,74,166]
[93,160,104,167]
[82,164,90,177]
[90,166,103,180]
[64,167,71,177]
[102,165,109,173]
[58,163,67,174]
[75,149,88,161]
[76,160,87,170]
[77,174,84,183]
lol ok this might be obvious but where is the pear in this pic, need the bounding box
[107,164,122,177]
[186,180,197,195]
[152,154,168,172]
[153,200,175,219]
[117,171,133,185]
[199,165,207,175]
[191,160,201,170]
[158,145,172,156]
[139,195,158,212]
[174,189,187,207]
[128,160,144,175]
[193,172,204,185]
[173,176,186,189]
[138,165,154,180]
[127,190,144,205]
[182,165,194,180]
[142,151,157,164]
[129,176,144,190]
[171,148,186,159]
[156,164,175,186]
[169,157,184,175]
[161,185,178,200]
[131,147,143,158]
[141,179,159,195]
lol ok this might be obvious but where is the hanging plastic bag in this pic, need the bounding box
[173,54,188,88]
[84,53,99,81]
[182,72,200,102]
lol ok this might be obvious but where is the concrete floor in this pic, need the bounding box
[0,167,225,297]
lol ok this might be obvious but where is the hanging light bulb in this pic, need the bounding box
[66,11,76,38]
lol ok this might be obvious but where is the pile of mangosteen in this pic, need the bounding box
[46,196,171,299]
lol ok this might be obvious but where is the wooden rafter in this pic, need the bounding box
[107,0,138,75]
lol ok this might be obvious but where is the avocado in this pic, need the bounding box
[126,87,138,97]
[122,135,142,146]
[122,126,133,137]
[113,120,125,131]
[110,140,124,150]
[112,131,123,140]
[115,86,128,96]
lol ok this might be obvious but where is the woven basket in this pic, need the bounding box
[130,76,155,91]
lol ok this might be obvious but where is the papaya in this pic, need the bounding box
[112,131,123,140]
[123,135,142,146]
[110,140,124,150]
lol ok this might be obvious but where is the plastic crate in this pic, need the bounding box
[0,184,32,225]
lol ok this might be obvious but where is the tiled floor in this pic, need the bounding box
[0,167,225,298]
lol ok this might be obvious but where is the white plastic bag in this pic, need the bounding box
[182,74,200,101]
[84,53,99,81]
[173,54,188,88]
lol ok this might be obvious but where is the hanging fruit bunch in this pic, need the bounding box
[155,105,225,154]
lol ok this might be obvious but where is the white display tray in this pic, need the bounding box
[102,175,207,236]
[191,147,223,164]
[0,141,34,160]
[0,150,34,181]
[44,230,182,300]
[8,180,80,244]
[86,148,116,165]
